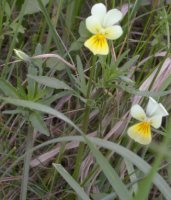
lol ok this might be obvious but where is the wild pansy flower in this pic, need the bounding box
[128,97,169,145]
[84,3,123,55]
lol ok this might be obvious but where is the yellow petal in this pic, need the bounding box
[84,34,109,55]
[127,122,151,145]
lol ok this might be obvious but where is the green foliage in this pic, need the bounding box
[28,75,73,91]
[1,1,171,199]
[53,164,91,200]
[29,112,50,136]
[14,49,31,62]
[23,0,49,15]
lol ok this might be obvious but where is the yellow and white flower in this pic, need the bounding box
[84,3,123,55]
[128,97,169,145]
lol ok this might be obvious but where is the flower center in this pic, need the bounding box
[93,33,106,46]
[137,121,151,136]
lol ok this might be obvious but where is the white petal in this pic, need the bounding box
[103,9,123,27]
[146,97,169,117]
[91,3,106,24]
[130,104,146,121]
[150,115,162,129]
[154,103,169,117]
[104,25,123,40]
[86,16,102,34]
[146,97,159,117]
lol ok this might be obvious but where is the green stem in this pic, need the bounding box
[2,0,28,78]
[20,126,34,200]
[72,56,97,180]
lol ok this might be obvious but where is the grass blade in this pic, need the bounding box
[27,75,72,90]
[32,136,171,200]
[0,96,80,133]
[53,164,91,200]
[29,111,50,136]
[0,97,131,199]
[20,127,34,200]
[83,139,131,200]
[1,97,171,200]
[0,79,20,98]
[133,116,171,200]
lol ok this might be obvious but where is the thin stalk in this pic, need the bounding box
[72,56,97,180]
[0,0,5,50]
[2,0,28,77]
[20,126,34,200]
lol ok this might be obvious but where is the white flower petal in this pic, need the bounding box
[146,97,169,117]
[86,16,102,34]
[91,3,106,24]
[128,122,151,145]
[103,9,123,27]
[146,97,159,117]
[104,25,123,40]
[154,103,169,117]
[130,104,146,121]
[150,115,162,129]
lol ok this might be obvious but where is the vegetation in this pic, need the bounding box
[0,0,171,199]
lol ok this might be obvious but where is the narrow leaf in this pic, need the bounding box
[0,97,80,133]
[29,112,50,136]
[0,79,19,98]
[14,49,31,62]
[4,136,171,200]
[27,75,72,90]
[84,139,131,200]
[53,164,91,200]
[121,55,139,72]
[32,136,171,200]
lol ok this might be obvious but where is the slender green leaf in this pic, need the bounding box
[119,83,171,97]
[29,112,50,136]
[20,127,34,200]
[23,0,49,15]
[27,75,72,90]
[27,64,37,99]
[0,97,130,199]
[32,136,171,200]
[113,49,130,68]
[76,55,87,95]
[121,55,140,72]
[130,0,143,19]
[3,136,171,200]
[53,164,91,200]
[0,78,19,98]
[14,49,31,62]
[84,139,131,200]
[0,97,80,133]
[100,193,116,200]
[1,97,171,200]
[37,0,64,54]
[76,56,86,87]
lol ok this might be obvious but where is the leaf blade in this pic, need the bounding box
[29,112,50,136]
[53,164,91,200]
[27,75,72,90]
